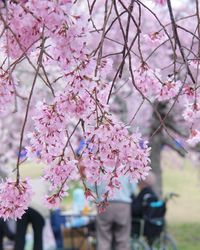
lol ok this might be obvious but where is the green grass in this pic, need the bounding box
[168,224,200,250]
[162,150,200,250]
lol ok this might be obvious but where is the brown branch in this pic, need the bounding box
[15,31,46,183]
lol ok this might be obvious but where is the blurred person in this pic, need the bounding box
[50,208,65,250]
[132,172,157,218]
[14,177,49,250]
[131,172,165,245]
[0,219,15,250]
[0,160,15,250]
[96,176,136,250]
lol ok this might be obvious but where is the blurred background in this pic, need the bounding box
[15,149,200,250]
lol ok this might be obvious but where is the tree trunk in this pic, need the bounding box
[149,133,163,197]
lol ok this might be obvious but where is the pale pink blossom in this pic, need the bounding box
[134,63,162,98]
[44,183,69,209]
[44,160,78,191]
[143,32,167,46]
[183,102,200,123]
[187,129,200,146]
[189,59,200,69]
[81,120,151,201]
[153,0,167,5]
[44,194,61,209]
[157,78,181,101]
[0,179,33,220]
[0,0,169,216]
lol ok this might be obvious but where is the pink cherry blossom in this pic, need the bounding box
[187,129,200,146]
[0,179,33,220]
[133,63,162,98]
[44,194,61,209]
[3,2,41,59]
[81,120,151,201]
[153,0,167,5]
[44,181,70,208]
[143,32,167,46]
[189,59,200,69]
[43,160,78,192]
[1,0,198,218]
[157,78,181,101]
[183,102,200,124]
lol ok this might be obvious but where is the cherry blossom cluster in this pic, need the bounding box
[0,179,33,220]
[80,119,151,202]
[183,102,200,124]
[2,0,91,90]
[154,0,167,5]
[143,32,167,46]
[133,63,162,98]
[187,129,200,146]
[43,159,78,192]
[134,65,200,147]
[43,159,78,209]
[157,78,181,102]
[183,99,200,146]
[2,0,196,220]
[27,59,111,165]
[28,80,151,207]
[189,59,200,69]
[134,64,181,102]
[27,101,67,163]
[3,2,40,58]
[178,81,200,145]
[25,35,114,208]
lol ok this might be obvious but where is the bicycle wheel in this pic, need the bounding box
[152,233,177,250]
[131,237,150,250]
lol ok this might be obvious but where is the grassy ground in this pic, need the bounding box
[168,223,200,250]
[22,152,200,249]
[162,150,200,250]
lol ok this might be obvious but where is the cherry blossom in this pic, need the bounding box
[43,159,78,192]
[183,102,200,124]
[44,194,61,209]
[157,78,181,101]
[80,119,151,201]
[0,0,199,219]
[3,2,41,59]
[133,63,162,98]
[154,0,167,5]
[187,129,200,147]
[143,32,167,46]
[0,179,33,220]
[189,59,200,69]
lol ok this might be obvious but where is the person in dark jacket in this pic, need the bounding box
[0,219,15,250]
[132,172,157,218]
[132,172,165,245]
[14,207,45,250]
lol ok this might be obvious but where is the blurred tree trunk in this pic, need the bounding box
[149,133,163,197]
[149,102,186,197]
